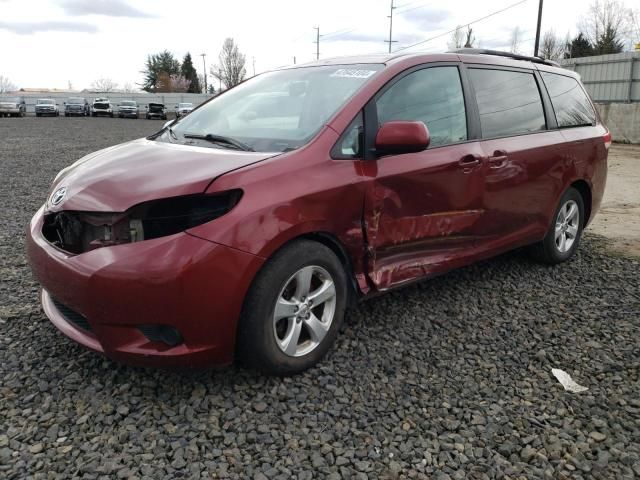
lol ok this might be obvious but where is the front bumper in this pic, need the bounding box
[36,109,56,115]
[0,107,20,113]
[119,110,138,118]
[26,206,264,368]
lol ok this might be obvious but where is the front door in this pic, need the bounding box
[360,64,487,290]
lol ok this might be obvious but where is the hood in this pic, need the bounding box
[49,138,278,212]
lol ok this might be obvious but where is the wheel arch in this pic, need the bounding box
[297,232,361,306]
[570,179,592,226]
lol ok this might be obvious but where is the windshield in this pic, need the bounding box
[68,98,84,104]
[163,64,382,153]
[120,101,136,106]
[3,97,20,103]
[39,99,55,105]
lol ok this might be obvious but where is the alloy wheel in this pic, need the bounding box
[555,199,579,253]
[272,265,337,357]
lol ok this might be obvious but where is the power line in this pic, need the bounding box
[395,0,529,52]
[395,0,438,15]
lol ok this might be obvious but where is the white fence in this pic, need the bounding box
[560,52,640,103]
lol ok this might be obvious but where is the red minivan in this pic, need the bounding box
[27,50,609,375]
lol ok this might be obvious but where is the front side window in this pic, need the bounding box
[375,66,467,148]
[165,64,383,153]
[540,72,596,128]
[469,68,546,138]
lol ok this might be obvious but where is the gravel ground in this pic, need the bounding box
[1,117,639,480]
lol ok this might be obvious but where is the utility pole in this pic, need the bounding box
[385,0,397,53]
[533,0,543,57]
[252,56,256,76]
[293,56,297,64]
[313,26,320,60]
[199,53,207,94]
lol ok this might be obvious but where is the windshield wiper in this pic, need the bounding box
[183,133,254,152]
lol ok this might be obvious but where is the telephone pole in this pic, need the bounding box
[313,26,320,60]
[533,0,543,57]
[199,53,207,93]
[252,56,256,76]
[385,0,397,53]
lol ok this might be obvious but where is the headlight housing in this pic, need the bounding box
[42,190,242,254]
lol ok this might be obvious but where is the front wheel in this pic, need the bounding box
[237,240,348,375]
[530,187,585,264]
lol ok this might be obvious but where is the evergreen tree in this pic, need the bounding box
[565,33,594,58]
[141,50,180,92]
[594,26,625,54]
[181,53,201,94]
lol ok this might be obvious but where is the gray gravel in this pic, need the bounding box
[1,117,640,479]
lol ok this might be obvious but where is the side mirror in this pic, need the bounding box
[375,121,430,155]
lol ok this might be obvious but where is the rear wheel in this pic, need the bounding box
[530,187,584,264]
[237,240,348,375]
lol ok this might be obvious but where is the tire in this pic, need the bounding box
[237,240,348,375]
[529,187,585,264]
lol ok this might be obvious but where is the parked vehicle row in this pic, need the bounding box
[0,97,195,119]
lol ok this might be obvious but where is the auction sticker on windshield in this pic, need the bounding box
[330,69,377,79]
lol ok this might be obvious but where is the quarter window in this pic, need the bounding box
[469,69,546,138]
[540,72,596,128]
[376,66,467,147]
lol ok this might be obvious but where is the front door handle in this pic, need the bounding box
[458,153,482,173]
[488,150,508,169]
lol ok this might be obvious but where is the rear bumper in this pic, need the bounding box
[27,205,265,368]
[0,107,20,113]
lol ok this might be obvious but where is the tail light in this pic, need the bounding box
[603,130,612,150]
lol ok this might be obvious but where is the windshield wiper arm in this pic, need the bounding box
[183,133,254,152]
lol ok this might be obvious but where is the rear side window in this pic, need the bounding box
[469,69,546,138]
[540,72,596,128]
[375,66,467,147]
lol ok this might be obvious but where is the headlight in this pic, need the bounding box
[41,191,243,254]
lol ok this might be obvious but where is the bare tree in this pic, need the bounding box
[122,82,136,93]
[540,30,567,59]
[464,26,475,48]
[91,78,118,92]
[447,26,465,50]
[211,38,246,89]
[509,26,522,54]
[0,75,17,93]
[579,0,633,51]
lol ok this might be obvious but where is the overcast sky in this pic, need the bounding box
[0,0,603,90]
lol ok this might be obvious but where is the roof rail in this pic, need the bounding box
[448,48,560,67]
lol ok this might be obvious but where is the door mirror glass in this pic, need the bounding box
[375,121,430,155]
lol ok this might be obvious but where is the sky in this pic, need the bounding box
[0,0,607,91]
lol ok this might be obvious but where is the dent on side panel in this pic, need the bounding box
[362,182,484,290]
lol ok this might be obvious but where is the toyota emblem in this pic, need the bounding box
[50,187,67,207]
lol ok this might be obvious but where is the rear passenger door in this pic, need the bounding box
[466,65,567,247]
